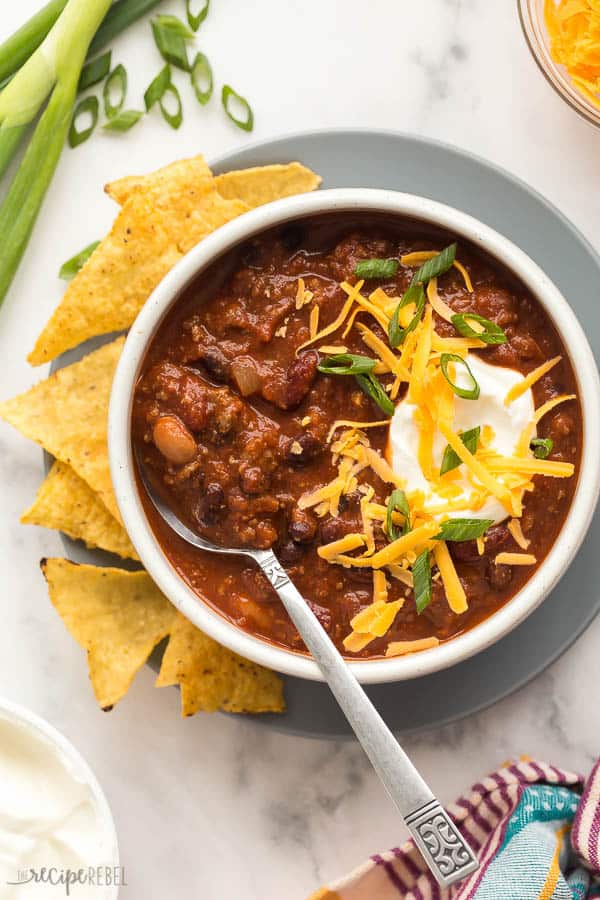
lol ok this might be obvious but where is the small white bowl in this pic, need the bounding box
[109,189,600,684]
[0,698,120,896]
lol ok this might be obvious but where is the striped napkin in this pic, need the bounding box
[309,758,600,899]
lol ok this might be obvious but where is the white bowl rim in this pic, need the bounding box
[109,188,600,684]
[0,697,120,892]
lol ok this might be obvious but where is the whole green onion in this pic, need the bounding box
[222,84,254,131]
[0,0,67,85]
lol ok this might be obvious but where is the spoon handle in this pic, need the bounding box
[257,551,478,889]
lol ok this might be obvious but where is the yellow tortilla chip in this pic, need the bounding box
[28,166,248,365]
[104,153,213,205]
[22,461,137,560]
[41,559,176,710]
[156,612,285,716]
[214,162,321,207]
[0,338,123,521]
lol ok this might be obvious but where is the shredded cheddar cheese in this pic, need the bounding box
[317,533,365,560]
[504,356,561,405]
[433,542,467,614]
[309,305,319,340]
[508,518,530,550]
[427,278,455,322]
[386,637,440,657]
[545,0,600,109]
[495,552,537,566]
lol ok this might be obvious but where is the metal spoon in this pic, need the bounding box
[138,462,478,888]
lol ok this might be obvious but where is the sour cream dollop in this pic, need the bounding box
[387,354,535,524]
[0,709,118,899]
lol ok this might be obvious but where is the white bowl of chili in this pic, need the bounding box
[109,188,600,683]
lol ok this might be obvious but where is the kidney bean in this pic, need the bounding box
[152,416,197,464]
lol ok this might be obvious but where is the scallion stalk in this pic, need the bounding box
[0,126,28,181]
[0,0,67,84]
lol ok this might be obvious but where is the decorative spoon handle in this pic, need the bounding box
[257,550,479,889]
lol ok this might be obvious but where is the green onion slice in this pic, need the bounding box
[103,63,127,118]
[187,0,209,30]
[78,51,112,93]
[153,14,195,37]
[530,437,554,459]
[159,83,183,129]
[451,313,507,345]
[317,353,376,376]
[144,64,171,110]
[413,550,432,614]
[152,17,191,71]
[440,353,480,400]
[355,373,395,416]
[102,110,144,132]
[412,243,457,284]
[354,258,399,280]
[191,52,213,105]
[221,84,254,131]
[385,489,411,541]
[440,426,481,476]
[388,282,425,348]
[435,518,494,542]
[58,240,100,280]
[68,96,99,148]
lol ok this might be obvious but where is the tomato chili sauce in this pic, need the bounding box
[131,214,582,658]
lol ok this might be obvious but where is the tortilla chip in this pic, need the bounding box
[105,153,213,205]
[0,338,123,521]
[41,559,176,710]
[28,166,248,365]
[214,163,321,208]
[156,612,285,716]
[23,461,137,559]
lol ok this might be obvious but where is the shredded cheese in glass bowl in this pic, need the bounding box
[518,0,600,127]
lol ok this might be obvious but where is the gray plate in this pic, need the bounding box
[54,129,600,739]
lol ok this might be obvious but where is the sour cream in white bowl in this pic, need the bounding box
[0,699,120,899]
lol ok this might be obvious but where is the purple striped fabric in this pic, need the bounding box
[312,759,589,899]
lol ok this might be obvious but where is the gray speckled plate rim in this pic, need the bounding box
[52,128,600,740]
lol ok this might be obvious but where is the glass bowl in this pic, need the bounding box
[518,0,600,127]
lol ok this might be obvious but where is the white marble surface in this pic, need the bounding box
[1,1,600,897]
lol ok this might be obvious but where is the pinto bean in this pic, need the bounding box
[152,416,197,464]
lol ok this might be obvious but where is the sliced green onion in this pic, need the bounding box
[191,52,213,105]
[78,50,111,92]
[317,353,376,376]
[153,14,195,38]
[413,550,432,614]
[388,282,425,348]
[354,258,399,280]
[221,84,254,131]
[187,0,209,31]
[103,63,127,118]
[385,489,411,541]
[151,16,191,71]
[435,518,494,542]
[159,83,183,129]
[59,240,100,279]
[68,95,99,148]
[440,426,481,476]
[355,373,394,416]
[144,64,171,110]
[530,437,554,459]
[102,109,143,132]
[451,313,507,346]
[412,243,457,284]
[440,353,480,400]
